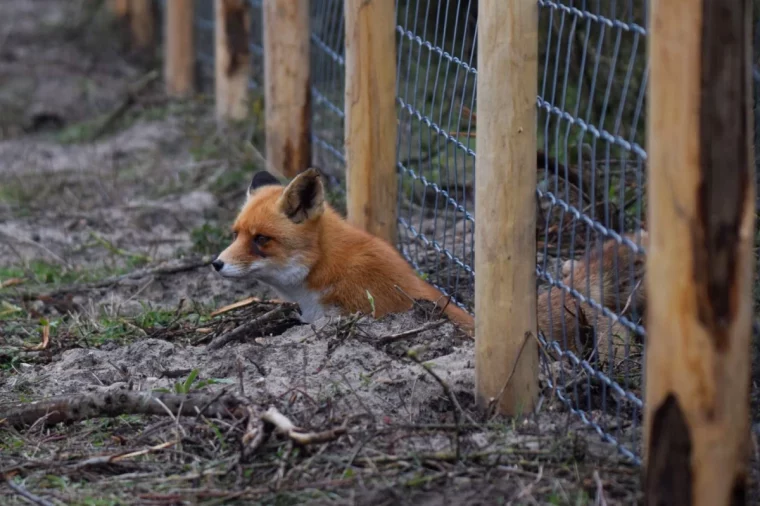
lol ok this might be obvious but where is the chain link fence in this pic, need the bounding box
[182,0,760,467]
[534,0,648,465]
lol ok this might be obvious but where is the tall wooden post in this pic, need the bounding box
[263,0,312,178]
[474,0,539,417]
[643,0,755,504]
[344,0,398,244]
[164,0,195,97]
[110,0,129,18]
[215,0,251,122]
[128,0,154,51]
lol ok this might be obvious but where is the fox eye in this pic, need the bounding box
[232,231,239,240]
[253,234,271,247]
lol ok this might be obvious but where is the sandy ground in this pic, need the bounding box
[0,1,757,505]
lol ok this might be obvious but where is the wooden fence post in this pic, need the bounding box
[164,0,195,97]
[128,0,154,51]
[215,0,251,122]
[474,0,539,417]
[263,0,312,178]
[344,0,398,244]
[643,0,755,504]
[110,0,129,18]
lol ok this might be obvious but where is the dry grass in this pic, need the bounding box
[0,1,758,505]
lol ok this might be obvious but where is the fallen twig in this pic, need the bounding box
[516,464,544,500]
[4,476,56,506]
[70,440,178,469]
[375,320,448,346]
[210,296,286,318]
[89,231,152,264]
[593,470,608,506]
[23,322,50,351]
[406,350,477,425]
[206,304,298,351]
[0,301,23,319]
[0,230,72,269]
[406,348,480,460]
[239,406,346,462]
[0,278,24,288]
[241,406,269,460]
[0,390,247,429]
[22,255,213,299]
[261,407,347,446]
[487,331,534,420]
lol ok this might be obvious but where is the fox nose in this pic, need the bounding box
[211,258,224,272]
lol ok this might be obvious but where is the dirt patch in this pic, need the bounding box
[2,302,643,505]
[0,1,757,505]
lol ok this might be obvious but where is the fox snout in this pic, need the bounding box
[211,257,225,272]
[211,253,237,278]
[211,249,251,279]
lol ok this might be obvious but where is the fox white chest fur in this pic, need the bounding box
[216,254,335,324]
[211,167,476,336]
[246,257,334,324]
[211,168,334,323]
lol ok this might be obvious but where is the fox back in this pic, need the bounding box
[212,168,475,335]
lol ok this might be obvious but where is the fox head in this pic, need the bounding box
[212,168,327,289]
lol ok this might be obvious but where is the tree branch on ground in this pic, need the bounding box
[206,304,299,351]
[20,256,214,299]
[0,390,248,429]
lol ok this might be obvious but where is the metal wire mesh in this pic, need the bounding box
[395,0,478,316]
[533,0,649,465]
[184,0,760,467]
[310,0,346,184]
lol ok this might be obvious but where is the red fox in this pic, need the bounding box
[212,168,648,349]
[539,230,648,357]
[212,168,476,335]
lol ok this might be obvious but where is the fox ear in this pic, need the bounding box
[278,168,325,223]
[247,170,282,197]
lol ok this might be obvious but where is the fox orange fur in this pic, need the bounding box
[214,168,648,351]
[539,230,649,358]
[213,168,475,335]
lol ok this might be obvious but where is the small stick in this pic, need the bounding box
[405,348,481,461]
[0,230,72,269]
[261,407,347,446]
[4,476,56,506]
[210,296,286,317]
[22,256,213,299]
[70,440,178,469]
[0,391,247,429]
[206,304,296,351]
[375,320,448,345]
[405,350,477,425]
[241,406,269,460]
[487,331,533,420]
[89,231,152,263]
[1,278,24,288]
[449,130,476,138]
[23,322,50,351]
[593,470,608,506]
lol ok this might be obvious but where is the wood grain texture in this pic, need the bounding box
[215,0,251,122]
[344,0,398,245]
[128,0,154,50]
[164,0,195,97]
[263,0,312,178]
[644,0,754,504]
[474,0,539,416]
